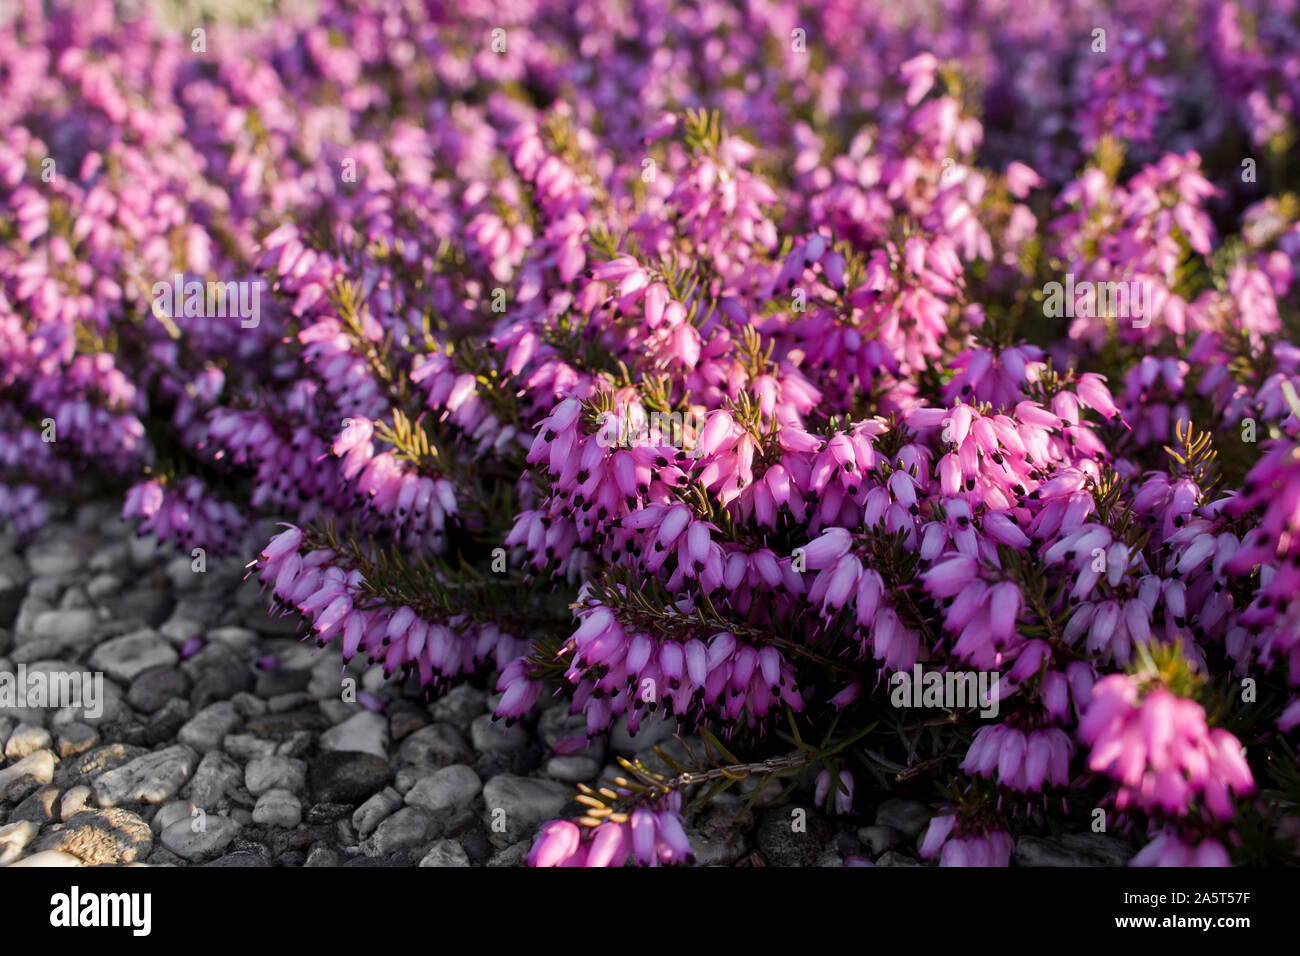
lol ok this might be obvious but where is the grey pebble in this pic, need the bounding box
[160,814,240,861]
[419,839,471,867]
[480,775,569,842]
[429,685,486,726]
[545,755,599,783]
[188,750,243,809]
[177,701,242,753]
[88,630,178,684]
[398,723,471,767]
[352,787,403,837]
[224,733,277,761]
[320,710,388,759]
[404,765,482,814]
[858,824,904,855]
[469,713,528,753]
[245,755,307,796]
[364,807,433,857]
[126,667,189,714]
[874,798,933,839]
[93,744,197,807]
[252,789,303,828]
[309,751,391,804]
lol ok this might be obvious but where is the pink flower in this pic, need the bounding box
[1131,830,1231,867]
[527,821,583,867]
[1004,161,1044,200]
[1080,676,1255,820]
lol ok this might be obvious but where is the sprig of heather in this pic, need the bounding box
[252,524,552,691]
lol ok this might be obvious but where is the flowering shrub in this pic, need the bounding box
[4,0,1300,866]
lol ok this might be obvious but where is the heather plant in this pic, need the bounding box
[3,0,1300,866]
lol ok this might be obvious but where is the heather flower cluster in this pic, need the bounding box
[3,0,1300,867]
[527,791,694,868]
